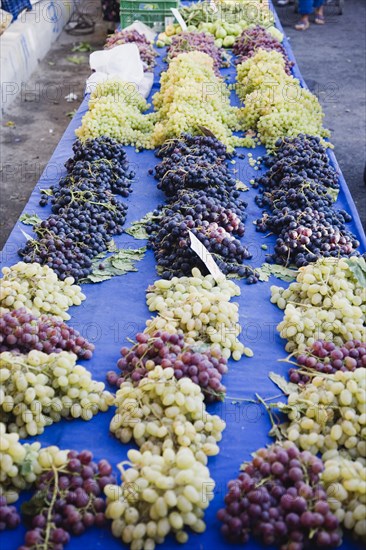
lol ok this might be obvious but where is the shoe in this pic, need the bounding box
[314,15,325,24]
[295,20,310,30]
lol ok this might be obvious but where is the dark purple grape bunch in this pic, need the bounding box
[0,496,20,531]
[218,442,341,549]
[257,135,339,191]
[20,450,115,550]
[147,133,254,280]
[233,26,294,75]
[253,135,360,267]
[147,211,252,279]
[0,308,94,359]
[156,132,229,160]
[19,136,134,282]
[65,137,134,176]
[289,340,366,385]
[255,178,335,213]
[107,330,228,402]
[154,144,237,198]
[167,32,229,75]
[256,206,359,268]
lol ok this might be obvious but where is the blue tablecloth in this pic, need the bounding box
[1,3,365,549]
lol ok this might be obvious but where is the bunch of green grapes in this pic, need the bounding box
[105,447,215,550]
[0,262,85,321]
[76,80,155,149]
[88,79,150,111]
[145,268,253,360]
[0,350,113,437]
[237,49,288,96]
[0,423,42,503]
[271,257,366,354]
[278,367,365,460]
[236,49,330,150]
[110,366,225,464]
[151,52,248,151]
[322,449,366,541]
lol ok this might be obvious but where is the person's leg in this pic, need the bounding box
[295,0,312,29]
[298,0,313,14]
[314,0,325,24]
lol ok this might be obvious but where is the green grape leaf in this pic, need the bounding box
[21,490,48,516]
[125,211,156,240]
[80,247,147,283]
[107,239,118,252]
[113,248,147,262]
[257,263,298,282]
[72,42,92,52]
[269,372,298,395]
[327,187,339,202]
[345,257,366,287]
[66,55,85,65]
[83,273,113,283]
[19,213,42,226]
[110,259,138,272]
[20,446,38,475]
[94,251,108,260]
[226,272,241,280]
[40,188,53,196]
[236,180,249,192]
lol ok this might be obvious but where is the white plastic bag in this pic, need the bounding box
[89,43,144,83]
[86,42,154,98]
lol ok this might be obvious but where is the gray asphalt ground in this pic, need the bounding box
[1,0,365,249]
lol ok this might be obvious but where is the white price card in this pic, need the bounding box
[189,230,225,283]
[170,8,187,31]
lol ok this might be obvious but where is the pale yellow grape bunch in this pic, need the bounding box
[236,49,330,150]
[0,423,42,503]
[110,366,225,464]
[0,262,85,321]
[237,49,288,96]
[89,79,150,111]
[271,257,366,353]
[279,367,366,460]
[321,450,366,541]
[0,350,114,437]
[151,52,248,151]
[105,447,215,550]
[76,79,155,149]
[145,268,252,360]
[37,445,69,470]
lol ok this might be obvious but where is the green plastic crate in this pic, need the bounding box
[120,0,179,30]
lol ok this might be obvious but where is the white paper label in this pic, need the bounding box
[189,230,225,282]
[170,8,187,31]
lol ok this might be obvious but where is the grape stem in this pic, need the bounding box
[43,464,59,549]
[255,393,284,441]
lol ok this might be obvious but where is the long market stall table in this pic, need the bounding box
[1,2,365,549]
